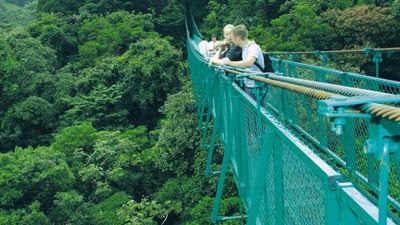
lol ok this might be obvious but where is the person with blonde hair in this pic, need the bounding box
[210,24,242,63]
[212,24,264,96]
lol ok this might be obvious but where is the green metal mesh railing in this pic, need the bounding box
[185,7,400,225]
[266,59,400,218]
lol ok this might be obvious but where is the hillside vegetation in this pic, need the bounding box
[0,0,35,30]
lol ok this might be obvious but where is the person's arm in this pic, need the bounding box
[214,40,228,49]
[209,51,227,65]
[224,55,256,68]
[209,46,229,65]
[214,47,223,59]
[209,57,226,65]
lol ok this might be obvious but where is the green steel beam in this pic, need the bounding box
[247,130,275,224]
[210,77,237,223]
[274,137,284,225]
[205,70,225,176]
[338,182,396,225]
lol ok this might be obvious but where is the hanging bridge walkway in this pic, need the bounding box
[185,9,400,225]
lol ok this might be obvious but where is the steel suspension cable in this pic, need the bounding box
[267,47,400,55]
[248,75,400,122]
[250,75,336,100]
[267,74,390,97]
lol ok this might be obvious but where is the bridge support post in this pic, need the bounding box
[205,70,225,176]
[247,129,274,224]
[210,75,240,224]
[363,118,400,225]
[319,95,400,224]
[362,48,383,78]
[373,52,382,78]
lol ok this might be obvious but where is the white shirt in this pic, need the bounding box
[242,41,264,87]
[207,41,217,56]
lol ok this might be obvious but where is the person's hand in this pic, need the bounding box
[209,57,215,66]
[215,40,229,49]
[222,58,231,65]
[214,41,223,49]
[209,56,220,65]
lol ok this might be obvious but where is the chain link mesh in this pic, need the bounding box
[269,58,400,218]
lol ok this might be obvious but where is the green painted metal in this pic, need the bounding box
[204,70,225,176]
[319,96,400,225]
[273,138,284,225]
[210,75,239,223]
[343,120,357,171]
[247,129,274,225]
[363,48,384,78]
[185,7,400,224]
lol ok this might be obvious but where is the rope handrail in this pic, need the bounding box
[251,74,400,122]
[267,74,391,97]
[267,47,400,55]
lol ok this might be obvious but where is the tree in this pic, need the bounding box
[0,96,57,150]
[77,11,158,67]
[60,84,129,130]
[324,5,399,48]
[117,36,184,127]
[0,146,74,211]
[36,0,83,15]
[118,197,182,225]
[149,85,239,222]
[4,30,57,103]
[20,201,51,225]
[52,123,162,202]
[51,123,98,167]
[48,191,87,225]
[153,175,213,220]
[0,36,19,116]
[200,0,286,39]
[0,30,76,151]
[200,0,229,39]
[265,3,333,51]
[28,13,79,67]
[0,36,16,74]
[153,85,200,176]
[7,30,57,75]
[2,30,57,110]
[0,201,50,225]
[79,0,164,14]
[90,192,131,225]
[322,5,400,79]
[76,127,160,201]
[50,70,78,111]
[186,196,242,225]
[155,1,185,46]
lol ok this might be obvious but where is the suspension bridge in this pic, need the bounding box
[185,6,400,225]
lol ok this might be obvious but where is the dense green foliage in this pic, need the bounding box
[0,0,399,224]
[199,0,400,80]
[0,0,35,31]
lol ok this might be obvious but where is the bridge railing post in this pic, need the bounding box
[363,118,400,225]
[210,73,241,224]
[319,96,400,224]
